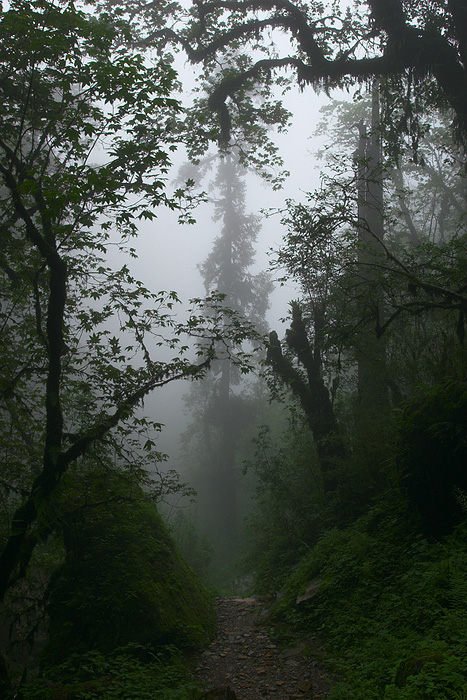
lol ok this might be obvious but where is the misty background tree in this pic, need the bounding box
[180,150,272,580]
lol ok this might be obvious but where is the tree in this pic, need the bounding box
[181,150,272,573]
[353,84,389,419]
[0,0,257,609]
[266,302,346,495]
[265,81,467,512]
[129,0,467,154]
[273,94,467,381]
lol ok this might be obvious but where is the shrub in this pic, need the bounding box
[271,494,466,700]
[20,645,198,700]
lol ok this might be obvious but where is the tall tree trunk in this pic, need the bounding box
[211,156,238,556]
[220,360,237,543]
[354,83,389,421]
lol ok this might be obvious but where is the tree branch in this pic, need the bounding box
[170,0,467,145]
[0,355,212,600]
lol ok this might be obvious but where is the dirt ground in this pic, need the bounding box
[193,596,330,700]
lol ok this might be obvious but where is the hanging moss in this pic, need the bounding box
[43,487,216,665]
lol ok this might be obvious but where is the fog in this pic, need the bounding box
[2,2,464,689]
[126,79,341,463]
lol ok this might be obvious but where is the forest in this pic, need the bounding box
[0,0,466,698]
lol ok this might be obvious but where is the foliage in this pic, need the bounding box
[0,0,259,610]
[271,495,467,700]
[396,380,467,537]
[385,651,466,700]
[244,371,402,590]
[167,509,214,583]
[122,0,467,155]
[42,474,216,665]
[243,405,324,593]
[0,534,65,685]
[272,151,467,368]
[18,645,198,700]
[267,88,467,464]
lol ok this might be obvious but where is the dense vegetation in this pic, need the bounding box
[1,0,466,698]
[273,503,466,700]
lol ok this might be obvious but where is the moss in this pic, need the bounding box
[43,487,216,665]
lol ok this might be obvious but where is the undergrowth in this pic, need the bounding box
[271,493,467,700]
[18,645,199,700]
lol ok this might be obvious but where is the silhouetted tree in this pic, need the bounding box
[266,302,346,495]
[128,0,467,156]
[184,152,272,567]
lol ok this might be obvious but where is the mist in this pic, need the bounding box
[126,80,334,468]
[2,2,466,697]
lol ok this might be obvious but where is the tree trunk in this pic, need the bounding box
[354,83,389,421]
[267,303,346,494]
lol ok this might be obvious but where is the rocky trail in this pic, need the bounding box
[193,597,330,700]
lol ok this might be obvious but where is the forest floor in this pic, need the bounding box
[193,596,331,700]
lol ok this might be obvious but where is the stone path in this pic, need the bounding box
[193,597,330,700]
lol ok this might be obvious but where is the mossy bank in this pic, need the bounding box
[270,495,467,700]
[43,484,216,665]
